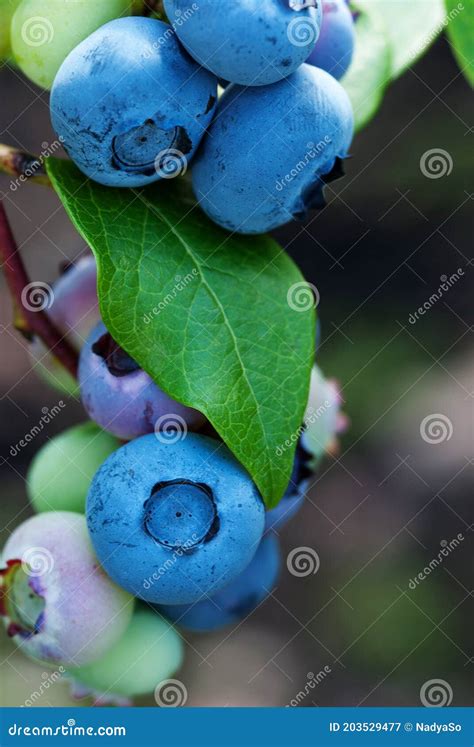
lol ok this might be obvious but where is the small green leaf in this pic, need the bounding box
[445,0,474,86]
[46,159,315,508]
[342,2,392,131]
[361,0,446,78]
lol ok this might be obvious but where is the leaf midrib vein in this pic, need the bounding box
[139,194,273,492]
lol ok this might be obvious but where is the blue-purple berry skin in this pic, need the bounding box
[29,255,99,395]
[265,445,312,531]
[158,534,280,632]
[306,0,355,80]
[45,255,99,349]
[79,322,205,440]
[50,17,217,187]
[163,0,322,86]
[86,434,265,605]
[315,318,322,351]
[192,64,354,234]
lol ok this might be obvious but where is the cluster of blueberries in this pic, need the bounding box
[2,255,346,703]
[1,0,353,705]
[47,0,356,233]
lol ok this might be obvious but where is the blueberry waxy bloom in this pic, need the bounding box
[50,17,218,187]
[158,535,280,632]
[192,64,354,234]
[86,434,265,605]
[163,0,322,86]
[306,0,355,80]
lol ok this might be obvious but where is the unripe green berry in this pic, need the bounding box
[27,421,120,514]
[11,0,133,89]
[67,608,184,700]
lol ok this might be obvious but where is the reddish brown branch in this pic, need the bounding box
[0,202,78,379]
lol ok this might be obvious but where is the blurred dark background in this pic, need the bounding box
[1,30,473,707]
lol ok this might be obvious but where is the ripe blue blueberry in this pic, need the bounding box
[50,17,218,187]
[265,443,312,531]
[306,0,355,80]
[158,534,280,632]
[79,321,205,440]
[192,64,354,233]
[163,0,322,86]
[86,434,265,604]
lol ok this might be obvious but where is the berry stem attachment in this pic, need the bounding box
[142,0,165,18]
[0,202,79,379]
[0,144,51,186]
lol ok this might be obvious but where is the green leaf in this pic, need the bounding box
[361,0,446,78]
[444,0,474,86]
[46,159,315,508]
[342,2,392,132]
